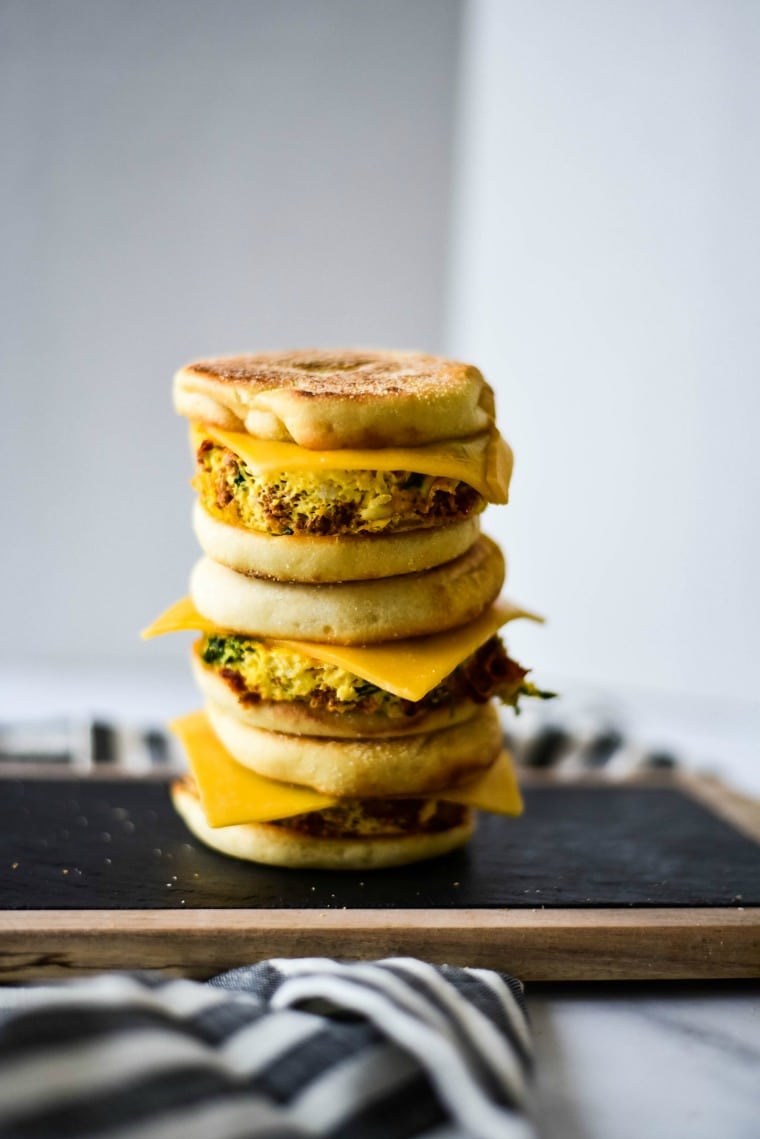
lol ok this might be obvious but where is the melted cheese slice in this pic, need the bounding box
[142,596,220,639]
[171,710,523,827]
[143,598,543,701]
[172,711,336,825]
[193,423,513,504]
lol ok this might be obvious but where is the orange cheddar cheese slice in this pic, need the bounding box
[441,750,523,816]
[171,711,337,826]
[170,711,523,828]
[192,424,513,504]
[143,598,543,702]
[141,596,219,639]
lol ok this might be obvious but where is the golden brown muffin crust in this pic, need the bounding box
[174,348,496,448]
[189,535,505,644]
[183,349,484,400]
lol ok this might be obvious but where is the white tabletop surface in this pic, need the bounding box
[1,663,759,1138]
[528,983,760,1139]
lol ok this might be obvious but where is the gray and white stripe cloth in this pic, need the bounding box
[0,958,534,1139]
[0,708,679,778]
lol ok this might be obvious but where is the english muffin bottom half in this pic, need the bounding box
[171,777,475,871]
[192,500,483,583]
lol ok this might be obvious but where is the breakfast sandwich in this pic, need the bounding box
[174,349,512,582]
[146,348,548,869]
[168,710,526,871]
[144,600,544,869]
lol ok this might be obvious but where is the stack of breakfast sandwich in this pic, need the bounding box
[144,349,548,869]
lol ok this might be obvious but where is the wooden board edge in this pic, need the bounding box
[1,907,757,983]
[518,768,760,843]
[673,771,760,843]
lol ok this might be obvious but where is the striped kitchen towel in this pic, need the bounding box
[0,958,534,1139]
[0,709,679,778]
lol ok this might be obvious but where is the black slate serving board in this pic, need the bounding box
[1,778,758,910]
[1,776,758,981]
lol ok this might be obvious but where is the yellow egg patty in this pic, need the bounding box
[270,799,468,838]
[197,633,542,720]
[194,439,485,536]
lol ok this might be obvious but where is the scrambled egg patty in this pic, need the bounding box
[194,439,484,536]
[270,799,467,838]
[198,633,548,720]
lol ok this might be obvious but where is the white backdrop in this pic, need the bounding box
[3,0,758,710]
[449,0,760,703]
[1,0,460,666]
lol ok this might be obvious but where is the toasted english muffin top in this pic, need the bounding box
[174,348,496,449]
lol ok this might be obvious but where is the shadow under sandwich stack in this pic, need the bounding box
[144,350,548,869]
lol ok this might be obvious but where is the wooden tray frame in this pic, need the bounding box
[0,772,758,982]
